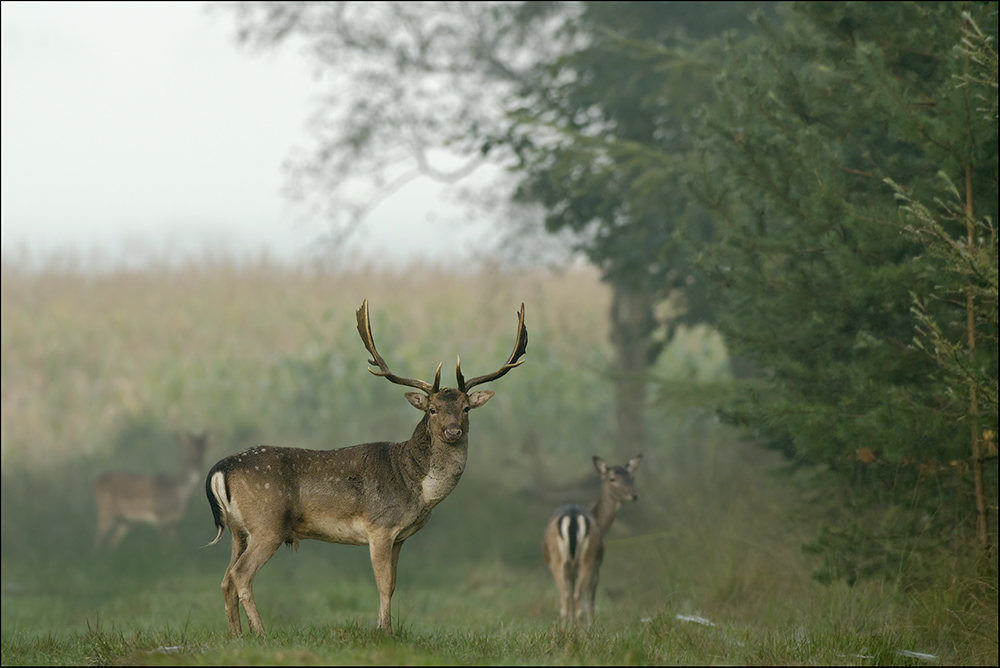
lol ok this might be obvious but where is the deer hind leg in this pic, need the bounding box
[94,515,114,552]
[570,572,585,627]
[221,529,248,636]
[543,526,573,628]
[581,567,599,629]
[94,489,115,551]
[571,562,588,627]
[369,535,401,634]
[561,566,578,629]
[223,529,281,636]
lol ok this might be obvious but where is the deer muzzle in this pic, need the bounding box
[443,426,463,443]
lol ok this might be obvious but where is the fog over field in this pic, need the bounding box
[1,1,497,269]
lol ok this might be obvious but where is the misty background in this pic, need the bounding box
[1,1,496,267]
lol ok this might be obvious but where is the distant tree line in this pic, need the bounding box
[228,1,998,581]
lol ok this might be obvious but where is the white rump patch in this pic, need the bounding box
[557,515,572,563]
[556,513,590,563]
[576,515,590,557]
[210,471,242,526]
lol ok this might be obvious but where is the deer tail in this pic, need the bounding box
[204,468,229,547]
[558,507,593,561]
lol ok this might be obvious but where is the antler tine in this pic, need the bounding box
[355,300,435,394]
[462,303,528,391]
[431,363,442,394]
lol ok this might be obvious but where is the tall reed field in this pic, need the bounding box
[2,254,996,665]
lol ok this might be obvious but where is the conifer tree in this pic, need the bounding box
[898,11,999,552]
[692,1,998,577]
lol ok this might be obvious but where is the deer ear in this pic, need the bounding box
[593,456,607,475]
[627,454,643,474]
[405,393,429,411]
[468,390,494,409]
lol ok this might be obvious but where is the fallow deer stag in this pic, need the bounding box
[542,454,641,628]
[205,299,527,636]
[94,430,209,551]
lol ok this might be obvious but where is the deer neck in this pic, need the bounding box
[404,416,469,507]
[591,487,622,536]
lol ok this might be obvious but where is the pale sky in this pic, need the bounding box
[0,1,495,268]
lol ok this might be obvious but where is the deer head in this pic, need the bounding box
[355,299,528,445]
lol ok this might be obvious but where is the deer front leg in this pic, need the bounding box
[369,535,401,634]
[108,522,131,550]
[94,521,112,552]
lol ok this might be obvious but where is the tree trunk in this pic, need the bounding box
[965,163,989,553]
[609,282,654,462]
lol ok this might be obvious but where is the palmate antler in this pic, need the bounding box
[355,300,527,395]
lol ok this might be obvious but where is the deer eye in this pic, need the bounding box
[463,406,471,413]
[429,408,437,415]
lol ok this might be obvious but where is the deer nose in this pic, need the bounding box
[443,427,463,442]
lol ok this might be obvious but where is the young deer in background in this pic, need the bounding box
[205,299,527,636]
[542,454,641,628]
[94,430,209,551]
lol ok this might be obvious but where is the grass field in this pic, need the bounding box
[1,255,996,665]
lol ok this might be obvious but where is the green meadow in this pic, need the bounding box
[1,256,995,665]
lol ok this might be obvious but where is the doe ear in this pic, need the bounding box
[405,392,429,411]
[593,456,607,475]
[468,390,494,409]
[627,453,643,475]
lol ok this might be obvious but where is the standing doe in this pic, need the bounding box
[94,430,209,551]
[542,454,641,628]
[205,299,527,635]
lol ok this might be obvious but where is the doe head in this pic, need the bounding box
[593,454,642,502]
